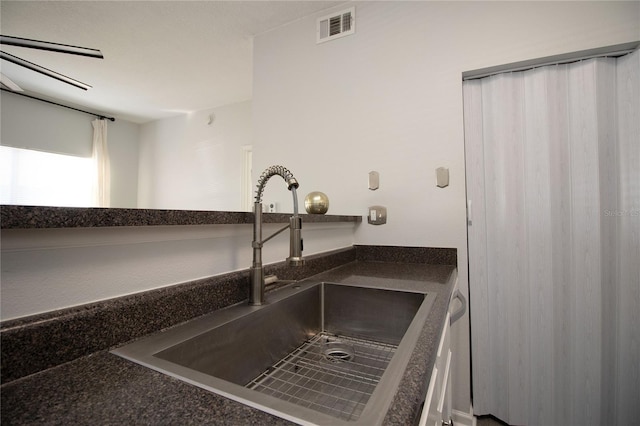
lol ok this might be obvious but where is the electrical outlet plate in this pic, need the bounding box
[368,206,387,225]
[263,202,277,213]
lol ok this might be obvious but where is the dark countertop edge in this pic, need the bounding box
[0,205,362,229]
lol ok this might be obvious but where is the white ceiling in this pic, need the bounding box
[0,1,345,123]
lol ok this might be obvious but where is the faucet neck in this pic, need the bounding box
[254,165,299,204]
[249,166,304,306]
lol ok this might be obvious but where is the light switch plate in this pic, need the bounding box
[368,171,379,190]
[436,167,449,188]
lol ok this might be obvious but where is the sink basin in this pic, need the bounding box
[112,281,436,425]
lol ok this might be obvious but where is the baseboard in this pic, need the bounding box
[452,408,476,426]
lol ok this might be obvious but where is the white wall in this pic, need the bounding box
[0,91,140,207]
[252,0,640,416]
[138,100,252,211]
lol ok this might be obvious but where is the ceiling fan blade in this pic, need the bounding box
[0,72,23,91]
[0,35,103,59]
[0,51,91,90]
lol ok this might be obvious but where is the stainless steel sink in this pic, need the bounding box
[112,281,436,425]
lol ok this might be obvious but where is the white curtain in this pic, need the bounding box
[92,118,110,207]
[464,49,639,426]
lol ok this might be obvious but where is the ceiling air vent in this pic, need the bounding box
[317,7,355,44]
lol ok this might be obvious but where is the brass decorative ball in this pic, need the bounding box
[304,191,329,214]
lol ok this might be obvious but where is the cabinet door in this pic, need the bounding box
[419,311,450,426]
[437,348,452,425]
[419,365,440,426]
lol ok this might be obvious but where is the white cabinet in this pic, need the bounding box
[419,277,464,426]
[419,312,452,426]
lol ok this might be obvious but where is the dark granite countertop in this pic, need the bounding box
[0,261,456,425]
[0,205,362,229]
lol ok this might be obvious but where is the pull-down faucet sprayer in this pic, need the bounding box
[250,165,304,305]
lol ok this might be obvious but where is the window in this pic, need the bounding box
[0,146,95,207]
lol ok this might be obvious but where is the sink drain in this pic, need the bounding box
[323,341,354,362]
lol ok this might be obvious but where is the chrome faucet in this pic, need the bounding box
[250,165,304,305]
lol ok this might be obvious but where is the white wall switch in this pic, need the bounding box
[436,167,449,188]
[368,171,380,190]
[368,205,387,225]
